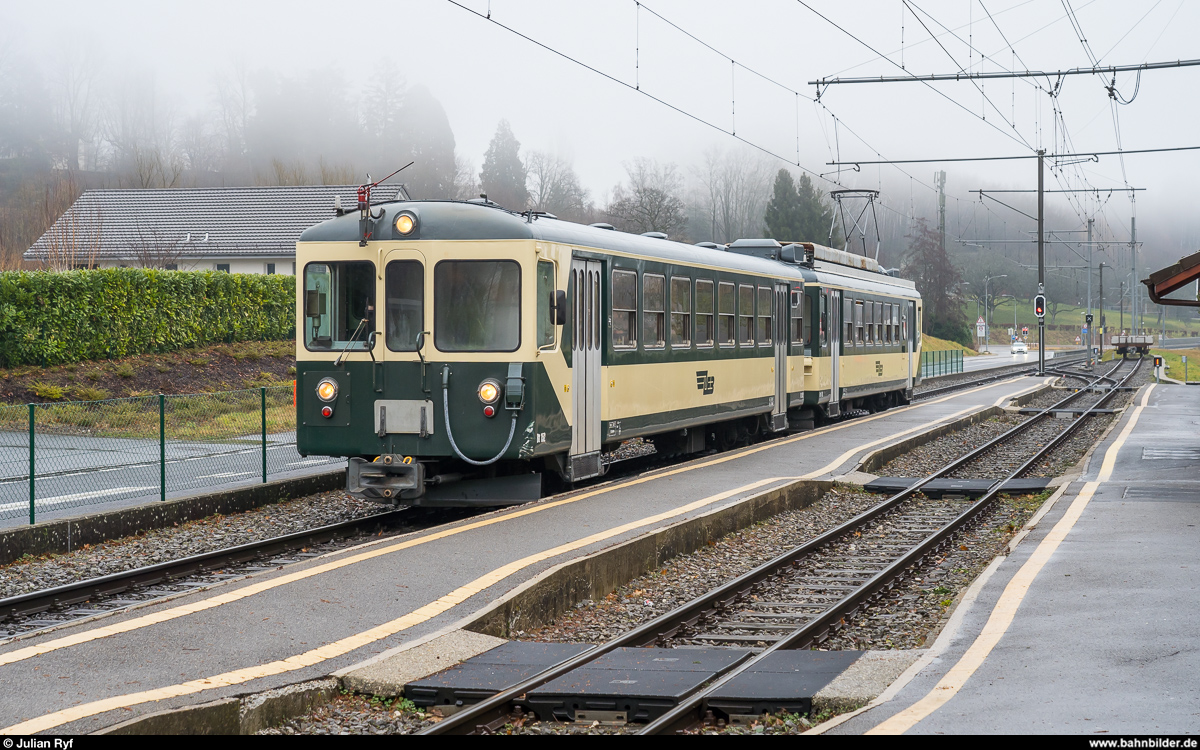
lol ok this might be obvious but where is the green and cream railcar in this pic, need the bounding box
[294,200,920,507]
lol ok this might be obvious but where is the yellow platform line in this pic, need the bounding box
[867,384,1155,735]
[0,376,1018,673]
[1,476,791,735]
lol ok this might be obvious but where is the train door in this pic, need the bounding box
[569,258,603,481]
[772,282,789,431]
[828,288,841,418]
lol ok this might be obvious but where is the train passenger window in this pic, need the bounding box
[739,284,755,346]
[901,305,909,344]
[536,261,557,349]
[670,277,692,348]
[434,260,521,352]
[818,292,827,349]
[893,305,901,343]
[790,290,805,346]
[304,260,375,352]
[882,303,891,345]
[718,282,735,346]
[696,280,714,347]
[854,300,864,346]
[843,297,854,346]
[643,274,666,349]
[612,270,637,349]
[385,260,424,351]
[863,301,874,345]
[874,302,883,344]
[757,287,772,346]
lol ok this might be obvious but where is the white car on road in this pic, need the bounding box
[1011,341,1028,354]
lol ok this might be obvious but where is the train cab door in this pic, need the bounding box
[828,288,841,418]
[569,258,603,481]
[772,282,789,431]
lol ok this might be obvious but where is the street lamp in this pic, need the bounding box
[998,294,1017,346]
[983,274,1007,353]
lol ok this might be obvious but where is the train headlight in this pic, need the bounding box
[316,377,339,402]
[395,212,417,236]
[478,379,501,405]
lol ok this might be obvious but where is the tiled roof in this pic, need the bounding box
[24,184,407,261]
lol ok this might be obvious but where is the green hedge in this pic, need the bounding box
[0,269,296,367]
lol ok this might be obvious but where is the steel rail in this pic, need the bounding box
[915,350,1088,401]
[421,358,1128,735]
[0,508,417,623]
[639,356,1143,734]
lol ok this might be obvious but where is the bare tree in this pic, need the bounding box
[130,222,183,269]
[41,175,102,271]
[605,158,688,239]
[527,151,590,221]
[214,58,253,174]
[318,157,357,186]
[453,155,480,200]
[50,45,102,171]
[690,146,773,244]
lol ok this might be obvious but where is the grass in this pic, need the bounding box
[0,387,297,441]
[921,333,981,355]
[1151,347,1200,382]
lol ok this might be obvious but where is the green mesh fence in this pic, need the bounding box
[920,349,964,378]
[0,386,340,524]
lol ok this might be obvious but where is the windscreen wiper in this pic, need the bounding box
[334,317,371,366]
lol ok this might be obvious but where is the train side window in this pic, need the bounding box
[818,292,827,349]
[757,286,772,346]
[843,297,853,346]
[696,280,714,347]
[863,300,873,345]
[902,304,909,345]
[385,259,424,352]
[882,303,891,345]
[612,269,637,349]
[718,282,736,346]
[790,290,804,347]
[854,300,864,346]
[739,284,755,346]
[670,277,692,348]
[643,273,666,349]
[893,305,901,343]
[874,301,883,344]
[536,261,557,349]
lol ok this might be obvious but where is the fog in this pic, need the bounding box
[4,0,1200,309]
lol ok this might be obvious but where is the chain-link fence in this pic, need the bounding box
[0,386,340,524]
[920,349,964,378]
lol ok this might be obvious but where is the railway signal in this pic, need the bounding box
[1034,295,1046,319]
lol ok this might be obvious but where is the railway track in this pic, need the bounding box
[0,507,445,639]
[913,349,1088,401]
[420,355,1142,735]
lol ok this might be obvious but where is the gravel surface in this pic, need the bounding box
[514,486,886,644]
[878,414,1025,478]
[261,694,440,735]
[0,490,381,600]
[819,492,1050,651]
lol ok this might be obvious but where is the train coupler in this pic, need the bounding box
[348,456,425,501]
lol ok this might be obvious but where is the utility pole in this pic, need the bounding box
[1098,262,1108,359]
[1087,218,1093,367]
[1120,280,1125,333]
[1037,150,1045,375]
[936,171,947,257]
[1130,206,1138,335]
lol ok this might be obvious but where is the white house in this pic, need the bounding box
[25,183,407,274]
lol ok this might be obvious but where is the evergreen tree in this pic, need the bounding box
[762,169,839,245]
[902,217,969,345]
[479,119,528,210]
[399,85,457,199]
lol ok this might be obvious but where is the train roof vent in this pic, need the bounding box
[641,231,669,240]
[728,238,782,260]
[694,241,721,250]
[590,222,616,231]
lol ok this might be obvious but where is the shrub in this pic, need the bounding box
[155,362,171,373]
[74,386,110,401]
[30,381,65,400]
[86,370,102,381]
[0,268,296,367]
[115,363,135,378]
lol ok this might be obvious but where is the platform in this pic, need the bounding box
[828,382,1200,735]
[0,374,1050,734]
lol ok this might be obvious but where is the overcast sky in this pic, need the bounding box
[7,0,1199,253]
